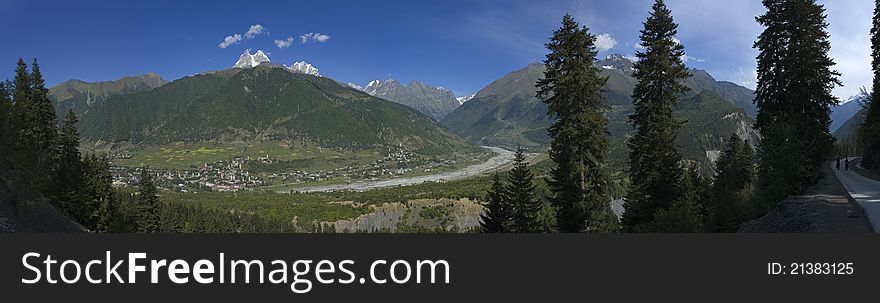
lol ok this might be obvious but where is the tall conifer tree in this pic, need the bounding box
[54,110,85,216]
[754,0,840,202]
[785,0,840,170]
[480,173,511,233]
[11,59,30,114]
[137,167,161,233]
[708,134,756,232]
[10,59,59,193]
[86,155,116,232]
[537,14,616,232]
[864,0,880,170]
[9,59,32,186]
[754,0,788,133]
[29,59,59,174]
[506,146,544,232]
[648,164,705,232]
[0,81,10,167]
[622,0,691,231]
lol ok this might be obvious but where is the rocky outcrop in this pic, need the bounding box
[361,80,460,121]
[324,198,485,233]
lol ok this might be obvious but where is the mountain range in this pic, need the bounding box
[232,49,321,76]
[456,94,476,104]
[74,64,475,156]
[441,54,760,168]
[830,97,864,133]
[50,73,167,118]
[346,79,461,121]
[834,107,866,141]
[45,51,775,169]
[233,49,271,68]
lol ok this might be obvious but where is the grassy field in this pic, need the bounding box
[112,141,381,170]
[160,191,371,227]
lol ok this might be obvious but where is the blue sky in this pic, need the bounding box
[0,0,872,99]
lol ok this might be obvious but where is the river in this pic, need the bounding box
[279,146,515,193]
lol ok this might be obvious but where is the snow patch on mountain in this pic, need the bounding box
[354,79,460,120]
[364,79,398,96]
[830,94,864,132]
[596,54,635,73]
[456,94,476,104]
[232,50,320,77]
[347,82,364,91]
[287,61,320,76]
[233,49,271,68]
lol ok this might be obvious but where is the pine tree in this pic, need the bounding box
[714,134,749,192]
[480,173,511,233]
[54,110,85,216]
[537,14,616,232]
[739,140,757,181]
[754,0,789,134]
[9,59,32,193]
[757,123,803,204]
[708,134,757,232]
[10,59,58,194]
[0,81,11,168]
[622,0,691,231]
[864,0,880,170]
[736,139,758,219]
[649,164,705,232]
[506,146,545,232]
[85,155,116,232]
[11,58,30,113]
[137,167,161,233]
[754,0,840,202]
[786,0,840,169]
[28,59,59,175]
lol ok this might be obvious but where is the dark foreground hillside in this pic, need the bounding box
[0,173,85,233]
[739,163,871,233]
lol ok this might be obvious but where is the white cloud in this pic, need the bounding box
[300,32,330,43]
[731,68,758,90]
[681,54,706,63]
[245,24,267,39]
[218,34,242,49]
[274,36,294,49]
[218,24,268,49]
[595,33,617,52]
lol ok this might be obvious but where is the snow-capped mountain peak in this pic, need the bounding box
[456,94,476,104]
[287,61,320,76]
[364,79,399,96]
[356,79,459,120]
[233,49,271,68]
[346,82,364,91]
[596,53,635,73]
[252,50,269,63]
